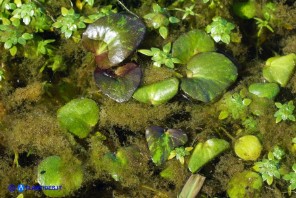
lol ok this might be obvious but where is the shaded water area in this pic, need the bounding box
[1,0,296,197]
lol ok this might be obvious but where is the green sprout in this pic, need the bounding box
[283,164,296,195]
[143,3,179,39]
[254,17,274,37]
[84,5,117,23]
[0,24,33,56]
[52,7,86,39]
[206,16,236,44]
[174,5,196,20]
[168,146,193,165]
[138,42,181,68]
[274,101,295,123]
[253,146,285,185]
[11,1,41,26]
[36,39,55,56]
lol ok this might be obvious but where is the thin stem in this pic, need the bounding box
[116,0,138,18]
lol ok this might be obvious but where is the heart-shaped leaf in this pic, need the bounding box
[172,29,215,64]
[188,138,230,173]
[94,63,142,102]
[146,126,188,166]
[82,13,146,69]
[181,52,238,102]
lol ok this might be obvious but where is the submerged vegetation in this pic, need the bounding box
[1,0,296,197]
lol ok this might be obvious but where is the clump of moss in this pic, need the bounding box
[2,106,73,157]
[99,99,184,132]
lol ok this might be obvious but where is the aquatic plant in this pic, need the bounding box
[143,3,179,39]
[253,146,285,185]
[53,7,86,39]
[227,171,263,198]
[205,16,236,44]
[274,101,295,123]
[263,53,296,87]
[138,42,181,68]
[37,156,83,197]
[234,135,262,161]
[172,29,215,64]
[248,83,280,100]
[168,146,193,165]
[145,126,188,166]
[82,13,146,69]
[133,78,179,105]
[218,91,252,120]
[181,52,238,102]
[254,17,274,37]
[173,5,196,20]
[94,63,142,102]
[57,98,99,138]
[283,164,296,195]
[188,138,230,173]
[0,24,33,55]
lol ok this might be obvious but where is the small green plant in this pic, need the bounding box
[174,5,196,20]
[143,3,179,39]
[168,146,193,165]
[138,42,181,68]
[283,164,296,195]
[254,17,274,37]
[0,24,33,55]
[52,7,86,39]
[206,16,236,44]
[253,146,285,185]
[84,5,117,23]
[274,101,295,123]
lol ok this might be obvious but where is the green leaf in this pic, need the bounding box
[57,98,99,138]
[23,16,31,25]
[138,49,154,56]
[162,42,171,53]
[4,40,12,49]
[263,53,296,87]
[37,156,83,197]
[133,78,179,105]
[22,33,33,40]
[248,83,280,99]
[169,16,180,23]
[159,26,168,39]
[188,138,230,173]
[61,7,68,16]
[181,52,238,102]
[146,126,188,166]
[17,37,26,45]
[172,29,215,64]
[9,46,17,56]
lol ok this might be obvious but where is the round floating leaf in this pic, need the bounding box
[248,83,280,99]
[133,78,179,105]
[94,63,142,102]
[263,53,296,87]
[227,171,263,198]
[146,126,188,166]
[172,29,215,64]
[57,98,99,138]
[234,135,262,161]
[181,52,238,102]
[188,138,230,173]
[37,156,83,197]
[82,13,146,69]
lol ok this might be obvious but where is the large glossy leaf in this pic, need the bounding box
[263,53,296,87]
[146,126,188,166]
[133,77,179,105]
[248,83,280,99]
[172,29,215,64]
[188,138,230,173]
[181,52,238,102]
[94,63,142,102]
[82,13,146,69]
[57,98,99,138]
